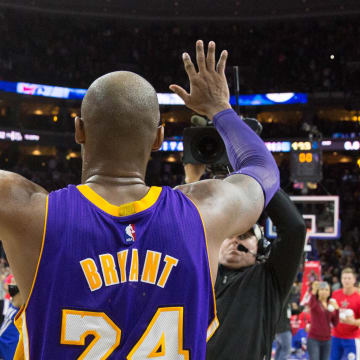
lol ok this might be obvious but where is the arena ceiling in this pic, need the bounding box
[0,0,359,21]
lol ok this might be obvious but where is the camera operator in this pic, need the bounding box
[183,164,306,359]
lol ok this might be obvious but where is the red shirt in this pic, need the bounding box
[290,315,301,335]
[332,289,360,339]
[299,311,311,330]
[4,274,13,300]
[309,294,339,341]
[291,312,311,336]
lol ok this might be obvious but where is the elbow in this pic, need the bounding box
[263,165,280,207]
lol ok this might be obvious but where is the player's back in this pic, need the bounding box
[14,184,218,359]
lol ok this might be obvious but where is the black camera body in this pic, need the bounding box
[183,117,262,166]
[183,126,229,165]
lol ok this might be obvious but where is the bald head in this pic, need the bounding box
[80,71,160,161]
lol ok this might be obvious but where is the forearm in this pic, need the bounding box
[213,109,279,206]
[266,189,306,301]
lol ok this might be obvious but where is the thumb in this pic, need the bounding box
[169,84,190,104]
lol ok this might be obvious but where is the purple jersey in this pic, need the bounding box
[14,185,218,359]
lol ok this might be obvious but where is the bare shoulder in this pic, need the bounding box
[175,174,264,241]
[0,170,48,196]
[0,170,48,241]
[176,174,263,282]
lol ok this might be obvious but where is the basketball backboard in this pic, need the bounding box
[266,195,340,239]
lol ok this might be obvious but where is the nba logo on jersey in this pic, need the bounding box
[125,224,136,243]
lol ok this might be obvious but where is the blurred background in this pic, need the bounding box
[0,1,359,356]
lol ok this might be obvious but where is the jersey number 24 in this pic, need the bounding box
[61,306,189,359]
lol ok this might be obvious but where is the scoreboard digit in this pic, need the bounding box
[298,152,313,163]
[290,147,322,183]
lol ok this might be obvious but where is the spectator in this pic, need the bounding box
[274,302,293,360]
[291,304,310,356]
[330,268,360,360]
[307,281,339,360]
[0,275,21,360]
[0,8,359,94]
[332,276,341,291]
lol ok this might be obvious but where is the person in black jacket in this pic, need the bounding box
[274,301,293,360]
[184,164,306,360]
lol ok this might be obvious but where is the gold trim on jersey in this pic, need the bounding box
[14,311,30,360]
[185,197,219,342]
[14,196,49,359]
[77,185,162,217]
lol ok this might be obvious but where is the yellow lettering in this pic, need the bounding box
[117,250,128,283]
[148,332,165,357]
[141,251,161,284]
[129,249,139,282]
[99,254,119,286]
[157,255,178,288]
[80,258,103,291]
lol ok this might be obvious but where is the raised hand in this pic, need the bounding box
[329,298,339,310]
[311,281,319,294]
[169,40,231,119]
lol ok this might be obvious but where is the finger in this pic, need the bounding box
[182,52,196,79]
[206,41,216,72]
[216,50,228,75]
[196,40,207,73]
[169,85,190,104]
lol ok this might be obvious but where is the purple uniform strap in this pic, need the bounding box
[213,108,280,206]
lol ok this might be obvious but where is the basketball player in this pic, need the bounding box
[0,40,279,358]
[330,267,360,360]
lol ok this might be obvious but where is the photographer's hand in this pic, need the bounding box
[169,40,231,119]
[184,163,206,184]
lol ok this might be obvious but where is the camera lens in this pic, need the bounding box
[198,136,219,159]
[191,130,225,164]
[183,126,229,166]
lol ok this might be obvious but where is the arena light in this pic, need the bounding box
[166,155,177,163]
[344,141,360,151]
[159,140,183,152]
[0,80,307,106]
[0,130,23,142]
[24,134,40,141]
[265,141,291,152]
[339,156,352,163]
[32,149,42,156]
[0,129,40,142]
[230,92,307,106]
[66,151,79,160]
[265,93,295,103]
[16,82,86,100]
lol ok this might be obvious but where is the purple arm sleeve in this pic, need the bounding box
[213,108,280,206]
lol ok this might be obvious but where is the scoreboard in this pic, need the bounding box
[290,141,323,182]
